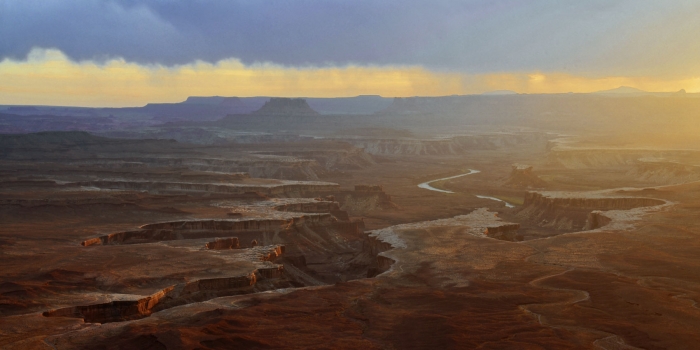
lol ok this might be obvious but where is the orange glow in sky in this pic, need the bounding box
[1,49,698,107]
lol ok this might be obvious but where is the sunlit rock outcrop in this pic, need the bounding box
[517,191,666,231]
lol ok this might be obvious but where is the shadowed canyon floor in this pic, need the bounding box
[1,123,700,349]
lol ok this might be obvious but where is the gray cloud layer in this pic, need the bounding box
[1,0,699,76]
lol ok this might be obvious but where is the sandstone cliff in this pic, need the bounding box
[517,191,666,231]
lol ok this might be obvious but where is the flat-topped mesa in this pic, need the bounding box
[522,192,665,210]
[141,214,331,231]
[42,265,287,324]
[274,201,350,221]
[42,285,177,323]
[80,213,369,247]
[253,98,320,116]
[518,191,666,231]
[45,244,289,324]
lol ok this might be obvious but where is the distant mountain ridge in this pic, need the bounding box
[593,86,648,95]
[592,86,691,97]
[180,95,392,115]
[482,90,518,96]
[0,96,394,121]
[253,98,319,116]
[1,91,697,134]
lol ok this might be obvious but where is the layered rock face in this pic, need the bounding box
[42,265,278,324]
[548,148,700,185]
[274,201,350,221]
[83,214,336,246]
[484,223,522,241]
[253,98,320,116]
[365,234,399,277]
[206,237,240,250]
[517,192,666,231]
[42,285,175,323]
[549,148,647,169]
[78,200,379,284]
[63,196,386,325]
[522,192,665,211]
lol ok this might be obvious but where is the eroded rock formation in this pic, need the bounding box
[83,214,336,246]
[205,237,240,250]
[517,191,666,231]
[336,185,397,213]
[504,165,548,189]
[274,200,350,221]
[484,223,523,241]
[583,211,613,231]
[43,270,264,323]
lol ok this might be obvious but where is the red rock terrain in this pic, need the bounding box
[1,130,700,349]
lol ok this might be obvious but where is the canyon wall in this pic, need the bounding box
[335,185,397,214]
[517,192,666,231]
[484,223,522,241]
[74,180,339,198]
[42,271,264,323]
[205,237,240,250]
[84,214,335,246]
[274,201,350,221]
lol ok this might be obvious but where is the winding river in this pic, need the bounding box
[417,170,516,208]
[417,169,481,193]
[475,195,515,208]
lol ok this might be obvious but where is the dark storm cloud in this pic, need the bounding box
[1,0,699,76]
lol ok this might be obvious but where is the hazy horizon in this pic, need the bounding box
[2,1,700,106]
[3,2,700,348]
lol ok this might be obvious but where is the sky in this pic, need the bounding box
[1,0,700,106]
